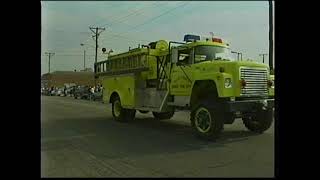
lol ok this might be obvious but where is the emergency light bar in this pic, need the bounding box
[212,38,223,43]
[184,34,200,42]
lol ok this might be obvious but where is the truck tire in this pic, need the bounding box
[242,108,273,133]
[190,101,224,140]
[152,111,174,120]
[112,96,136,122]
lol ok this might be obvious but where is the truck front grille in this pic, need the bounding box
[240,67,268,96]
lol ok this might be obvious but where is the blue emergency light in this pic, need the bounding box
[184,34,200,42]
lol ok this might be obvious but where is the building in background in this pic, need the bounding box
[41,70,99,88]
[80,68,93,72]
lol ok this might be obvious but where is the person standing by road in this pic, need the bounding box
[64,86,67,96]
[89,86,95,100]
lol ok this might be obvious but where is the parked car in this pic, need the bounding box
[50,89,57,96]
[64,87,74,97]
[64,83,77,97]
[42,89,50,96]
[41,88,50,96]
[56,88,64,96]
[91,91,102,101]
[74,86,90,99]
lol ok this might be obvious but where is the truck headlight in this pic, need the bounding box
[224,78,232,88]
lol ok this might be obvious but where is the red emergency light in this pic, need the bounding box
[212,38,222,43]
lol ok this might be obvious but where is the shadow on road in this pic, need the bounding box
[42,115,262,159]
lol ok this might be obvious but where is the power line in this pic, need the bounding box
[44,28,91,35]
[105,2,189,42]
[80,34,96,46]
[100,31,150,45]
[91,3,137,27]
[95,2,160,28]
[132,2,199,35]
[92,2,171,47]
[98,2,161,28]
[130,2,188,32]
[46,2,188,66]
[45,3,176,59]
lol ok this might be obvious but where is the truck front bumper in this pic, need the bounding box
[226,99,274,112]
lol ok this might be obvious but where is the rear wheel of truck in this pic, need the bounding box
[190,101,224,140]
[152,111,174,120]
[112,96,136,122]
[242,108,273,133]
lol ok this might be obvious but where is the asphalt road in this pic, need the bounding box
[41,96,274,177]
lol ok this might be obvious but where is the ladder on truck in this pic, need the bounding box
[94,49,149,76]
[156,55,169,90]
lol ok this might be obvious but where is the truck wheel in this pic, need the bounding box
[190,102,224,140]
[112,96,136,122]
[139,110,149,114]
[242,109,273,133]
[152,111,174,120]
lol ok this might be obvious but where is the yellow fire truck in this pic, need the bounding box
[95,34,274,140]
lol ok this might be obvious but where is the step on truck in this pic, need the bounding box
[95,34,275,140]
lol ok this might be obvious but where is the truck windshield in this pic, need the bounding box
[194,45,235,63]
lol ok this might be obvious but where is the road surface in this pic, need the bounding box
[41,96,274,177]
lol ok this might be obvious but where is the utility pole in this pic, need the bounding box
[45,52,55,73]
[259,53,268,63]
[89,27,105,69]
[269,0,274,71]
[89,27,105,86]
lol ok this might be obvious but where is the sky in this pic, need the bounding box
[41,1,274,75]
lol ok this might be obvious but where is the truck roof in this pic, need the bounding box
[176,41,229,49]
[107,40,229,61]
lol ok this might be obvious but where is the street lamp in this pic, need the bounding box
[259,53,268,63]
[80,43,86,71]
[231,51,242,61]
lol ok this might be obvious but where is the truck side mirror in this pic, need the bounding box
[171,48,178,63]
